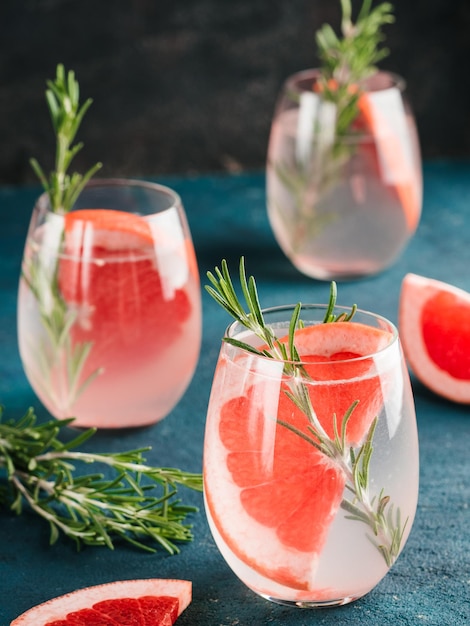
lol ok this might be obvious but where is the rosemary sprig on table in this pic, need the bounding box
[0,407,202,553]
[30,63,102,214]
[206,257,407,567]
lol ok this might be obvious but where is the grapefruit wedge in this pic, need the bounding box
[399,273,470,403]
[357,91,421,233]
[11,579,192,626]
[279,322,392,445]
[204,320,392,592]
[58,208,192,372]
[63,208,155,250]
[314,76,421,232]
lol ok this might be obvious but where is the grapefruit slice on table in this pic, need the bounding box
[399,273,470,403]
[57,208,192,372]
[11,579,192,626]
[204,321,392,592]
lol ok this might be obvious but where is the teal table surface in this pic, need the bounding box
[0,162,469,625]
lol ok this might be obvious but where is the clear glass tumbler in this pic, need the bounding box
[18,179,202,428]
[266,70,422,280]
[203,304,419,607]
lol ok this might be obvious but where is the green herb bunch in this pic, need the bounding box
[0,408,202,553]
[206,258,407,567]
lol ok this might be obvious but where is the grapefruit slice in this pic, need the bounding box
[314,76,421,232]
[57,208,192,374]
[399,273,470,403]
[11,579,191,626]
[63,208,155,251]
[204,320,392,591]
[280,322,392,445]
[357,91,421,232]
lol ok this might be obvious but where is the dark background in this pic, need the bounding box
[1,0,469,184]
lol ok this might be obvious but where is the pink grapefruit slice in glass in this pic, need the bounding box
[57,208,192,373]
[357,93,421,232]
[204,320,392,592]
[399,272,470,403]
[11,579,192,626]
[63,208,155,250]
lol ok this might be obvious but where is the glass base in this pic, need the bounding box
[259,593,361,609]
[286,257,389,282]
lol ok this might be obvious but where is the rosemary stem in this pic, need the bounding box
[10,474,92,539]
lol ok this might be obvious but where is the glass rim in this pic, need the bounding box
[283,68,407,94]
[224,303,399,367]
[28,177,187,263]
[34,177,183,215]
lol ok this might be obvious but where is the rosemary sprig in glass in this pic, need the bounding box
[271,0,395,247]
[0,407,202,553]
[30,63,102,214]
[23,64,102,410]
[206,257,407,567]
[316,0,395,137]
[21,255,102,413]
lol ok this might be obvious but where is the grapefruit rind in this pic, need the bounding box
[10,579,192,625]
[286,321,393,359]
[399,273,470,404]
[64,209,155,252]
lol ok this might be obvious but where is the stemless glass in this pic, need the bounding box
[203,305,419,607]
[18,179,202,428]
[266,70,422,280]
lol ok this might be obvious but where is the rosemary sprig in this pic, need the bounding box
[316,0,395,136]
[206,257,407,567]
[21,254,102,413]
[24,64,102,411]
[318,0,394,83]
[269,1,395,248]
[0,407,202,553]
[30,63,102,214]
